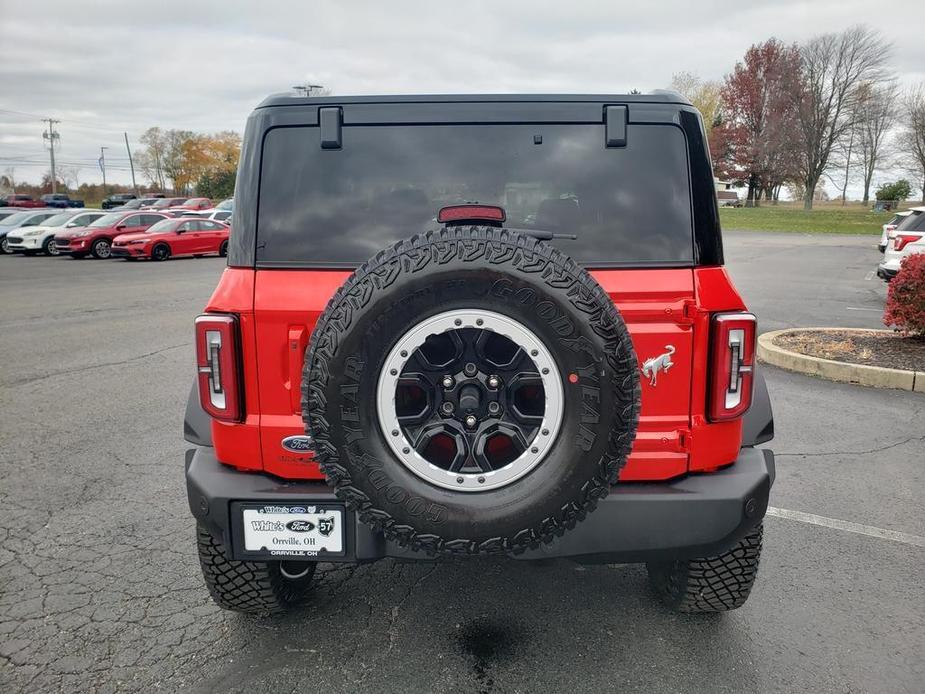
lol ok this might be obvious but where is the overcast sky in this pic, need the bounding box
[2,0,923,196]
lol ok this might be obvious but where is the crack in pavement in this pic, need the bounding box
[774,434,925,458]
[5,343,190,387]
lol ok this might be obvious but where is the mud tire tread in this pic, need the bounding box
[647,523,763,612]
[196,524,314,615]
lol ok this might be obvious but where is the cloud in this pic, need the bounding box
[1,0,922,192]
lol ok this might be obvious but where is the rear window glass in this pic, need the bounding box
[256,123,694,266]
[897,210,925,232]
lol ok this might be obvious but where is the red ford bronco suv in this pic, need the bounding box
[185,93,775,615]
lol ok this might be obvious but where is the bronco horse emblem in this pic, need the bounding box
[641,345,676,386]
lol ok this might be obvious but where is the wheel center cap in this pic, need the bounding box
[457,383,481,413]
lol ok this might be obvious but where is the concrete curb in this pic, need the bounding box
[757,328,924,393]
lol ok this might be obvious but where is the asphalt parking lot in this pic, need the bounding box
[1,231,923,693]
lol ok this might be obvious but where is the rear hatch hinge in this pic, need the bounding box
[680,298,699,326]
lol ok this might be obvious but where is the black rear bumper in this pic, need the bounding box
[187,446,774,564]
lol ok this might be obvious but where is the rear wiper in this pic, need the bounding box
[505,226,578,241]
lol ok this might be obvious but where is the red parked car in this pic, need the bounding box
[112,217,229,260]
[141,197,188,211]
[168,197,212,212]
[54,211,168,258]
[3,194,45,208]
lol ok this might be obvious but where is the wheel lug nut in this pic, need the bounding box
[465,415,477,429]
[442,375,455,389]
[487,375,501,389]
[441,402,455,415]
[487,402,501,415]
[464,363,477,377]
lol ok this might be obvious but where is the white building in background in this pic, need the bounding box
[714,178,740,207]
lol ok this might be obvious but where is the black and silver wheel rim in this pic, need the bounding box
[47,239,59,256]
[0,238,8,254]
[95,240,111,258]
[377,309,564,492]
[154,246,168,260]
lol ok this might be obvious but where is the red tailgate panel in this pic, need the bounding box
[251,268,698,482]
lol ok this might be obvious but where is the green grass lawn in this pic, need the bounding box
[718,205,895,234]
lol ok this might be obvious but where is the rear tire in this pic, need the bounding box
[647,523,763,612]
[196,524,316,615]
[219,240,228,257]
[152,243,171,261]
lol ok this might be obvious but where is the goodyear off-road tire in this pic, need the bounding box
[647,523,763,612]
[196,524,315,615]
[303,226,640,556]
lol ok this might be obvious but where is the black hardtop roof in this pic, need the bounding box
[257,91,691,109]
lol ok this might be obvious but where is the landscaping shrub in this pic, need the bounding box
[884,253,925,337]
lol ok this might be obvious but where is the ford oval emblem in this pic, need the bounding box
[286,519,315,532]
[282,435,313,453]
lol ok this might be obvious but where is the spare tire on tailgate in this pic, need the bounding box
[302,226,640,555]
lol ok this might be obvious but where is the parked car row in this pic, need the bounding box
[1,193,85,208]
[0,202,232,260]
[877,206,925,281]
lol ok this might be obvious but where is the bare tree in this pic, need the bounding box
[138,127,168,191]
[57,165,81,191]
[855,82,899,203]
[2,167,15,194]
[791,26,890,209]
[898,84,925,203]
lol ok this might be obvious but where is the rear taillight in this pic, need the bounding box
[709,312,756,422]
[894,234,922,252]
[195,314,242,422]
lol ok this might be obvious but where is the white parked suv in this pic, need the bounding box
[878,206,925,280]
[878,210,913,253]
[6,209,107,256]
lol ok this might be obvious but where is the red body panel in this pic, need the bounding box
[205,265,751,484]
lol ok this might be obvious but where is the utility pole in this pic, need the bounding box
[99,146,108,188]
[42,119,60,193]
[124,132,138,195]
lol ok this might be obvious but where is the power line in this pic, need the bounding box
[0,107,129,134]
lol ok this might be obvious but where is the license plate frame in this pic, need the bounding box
[231,502,347,560]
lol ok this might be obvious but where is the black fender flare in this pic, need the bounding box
[741,366,773,447]
[184,380,212,446]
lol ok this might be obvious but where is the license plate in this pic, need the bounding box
[241,504,344,558]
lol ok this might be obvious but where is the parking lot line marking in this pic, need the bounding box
[845,306,881,312]
[766,507,925,548]
[864,271,875,281]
